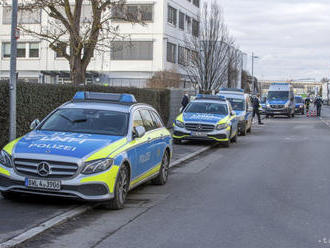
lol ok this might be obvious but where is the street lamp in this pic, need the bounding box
[251,52,259,94]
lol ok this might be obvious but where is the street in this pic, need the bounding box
[2,107,328,248]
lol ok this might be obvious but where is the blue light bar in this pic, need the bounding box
[196,94,226,101]
[73,92,137,103]
[220,88,244,93]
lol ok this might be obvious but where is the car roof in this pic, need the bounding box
[218,92,245,99]
[61,101,140,113]
[193,99,228,105]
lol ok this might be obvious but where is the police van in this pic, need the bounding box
[218,88,253,136]
[173,94,238,147]
[266,83,295,118]
[0,92,172,210]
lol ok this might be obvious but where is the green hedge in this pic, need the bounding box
[0,81,170,149]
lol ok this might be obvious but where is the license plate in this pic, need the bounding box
[192,132,207,137]
[25,178,61,191]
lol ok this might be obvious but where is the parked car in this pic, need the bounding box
[295,96,305,115]
[173,94,238,147]
[218,88,253,136]
[0,92,172,210]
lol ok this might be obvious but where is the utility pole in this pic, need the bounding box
[9,0,18,141]
[251,52,259,94]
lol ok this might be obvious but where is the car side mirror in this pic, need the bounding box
[30,119,40,130]
[133,126,146,139]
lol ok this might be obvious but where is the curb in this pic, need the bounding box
[0,145,214,248]
[170,145,213,168]
[0,205,93,248]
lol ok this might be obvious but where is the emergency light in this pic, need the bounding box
[219,88,244,93]
[196,94,226,101]
[73,92,137,103]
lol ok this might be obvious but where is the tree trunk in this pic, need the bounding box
[70,56,86,86]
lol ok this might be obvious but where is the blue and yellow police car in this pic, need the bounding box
[173,94,238,147]
[0,92,172,209]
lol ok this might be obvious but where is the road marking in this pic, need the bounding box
[320,117,330,128]
[0,146,214,248]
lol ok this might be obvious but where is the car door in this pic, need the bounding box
[138,109,159,175]
[149,110,167,166]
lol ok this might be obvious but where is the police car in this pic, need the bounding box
[0,92,172,210]
[173,94,238,147]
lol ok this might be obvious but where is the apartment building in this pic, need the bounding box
[0,0,200,87]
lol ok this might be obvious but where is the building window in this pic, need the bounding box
[2,43,11,58]
[167,42,177,63]
[192,19,199,37]
[29,42,39,58]
[2,6,41,24]
[81,5,93,23]
[193,0,200,8]
[111,41,153,60]
[168,6,177,26]
[186,15,192,33]
[112,4,153,22]
[178,46,190,66]
[179,12,185,30]
[17,43,26,57]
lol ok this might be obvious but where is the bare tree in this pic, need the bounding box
[147,70,182,89]
[183,1,234,93]
[227,42,242,88]
[2,0,142,85]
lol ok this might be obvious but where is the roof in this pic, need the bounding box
[218,92,245,99]
[61,101,133,113]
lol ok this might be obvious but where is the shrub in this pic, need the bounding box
[0,81,170,148]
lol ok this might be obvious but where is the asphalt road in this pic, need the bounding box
[7,108,330,248]
[0,141,208,244]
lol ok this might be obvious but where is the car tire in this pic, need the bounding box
[1,191,19,200]
[292,113,295,118]
[152,151,170,185]
[103,165,129,210]
[231,132,238,143]
[173,138,181,145]
[240,124,247,136]
[247,126,252,133]
[287,113,291,118]
[266,115,269,119]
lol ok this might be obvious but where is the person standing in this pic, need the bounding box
[314,96,323,116]
[305,97,311,112]
[252,94,264,125]
[181,93,189,112]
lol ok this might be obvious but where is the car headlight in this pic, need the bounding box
[216,123,228,130]
[82,158,114,175]
[0,150,12,168]
[175,120,185,128]
[284,102,289,108]
[267,104,271,108]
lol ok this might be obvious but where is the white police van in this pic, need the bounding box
[266,83,295,118]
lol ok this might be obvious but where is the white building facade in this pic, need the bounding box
[0,0,200,87]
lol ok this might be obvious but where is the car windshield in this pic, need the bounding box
[39,108,129,136]
[268,91,289,101]
[227,98,245,111]
[185,102,228,115]
[295,97,303,103]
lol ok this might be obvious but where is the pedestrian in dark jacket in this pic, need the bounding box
[252,95,264,125]
[314,97,323,116]
[181,93,189,112]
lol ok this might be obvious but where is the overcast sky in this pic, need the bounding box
[217,0,330,81]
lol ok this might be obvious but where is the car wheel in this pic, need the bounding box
[173,138,181,145]
[104,165,129,210]
[292,113,295,118]
[231,132,238,143]
[152,151,170,185]
[1,191,19,200]
[240,124,247,136]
